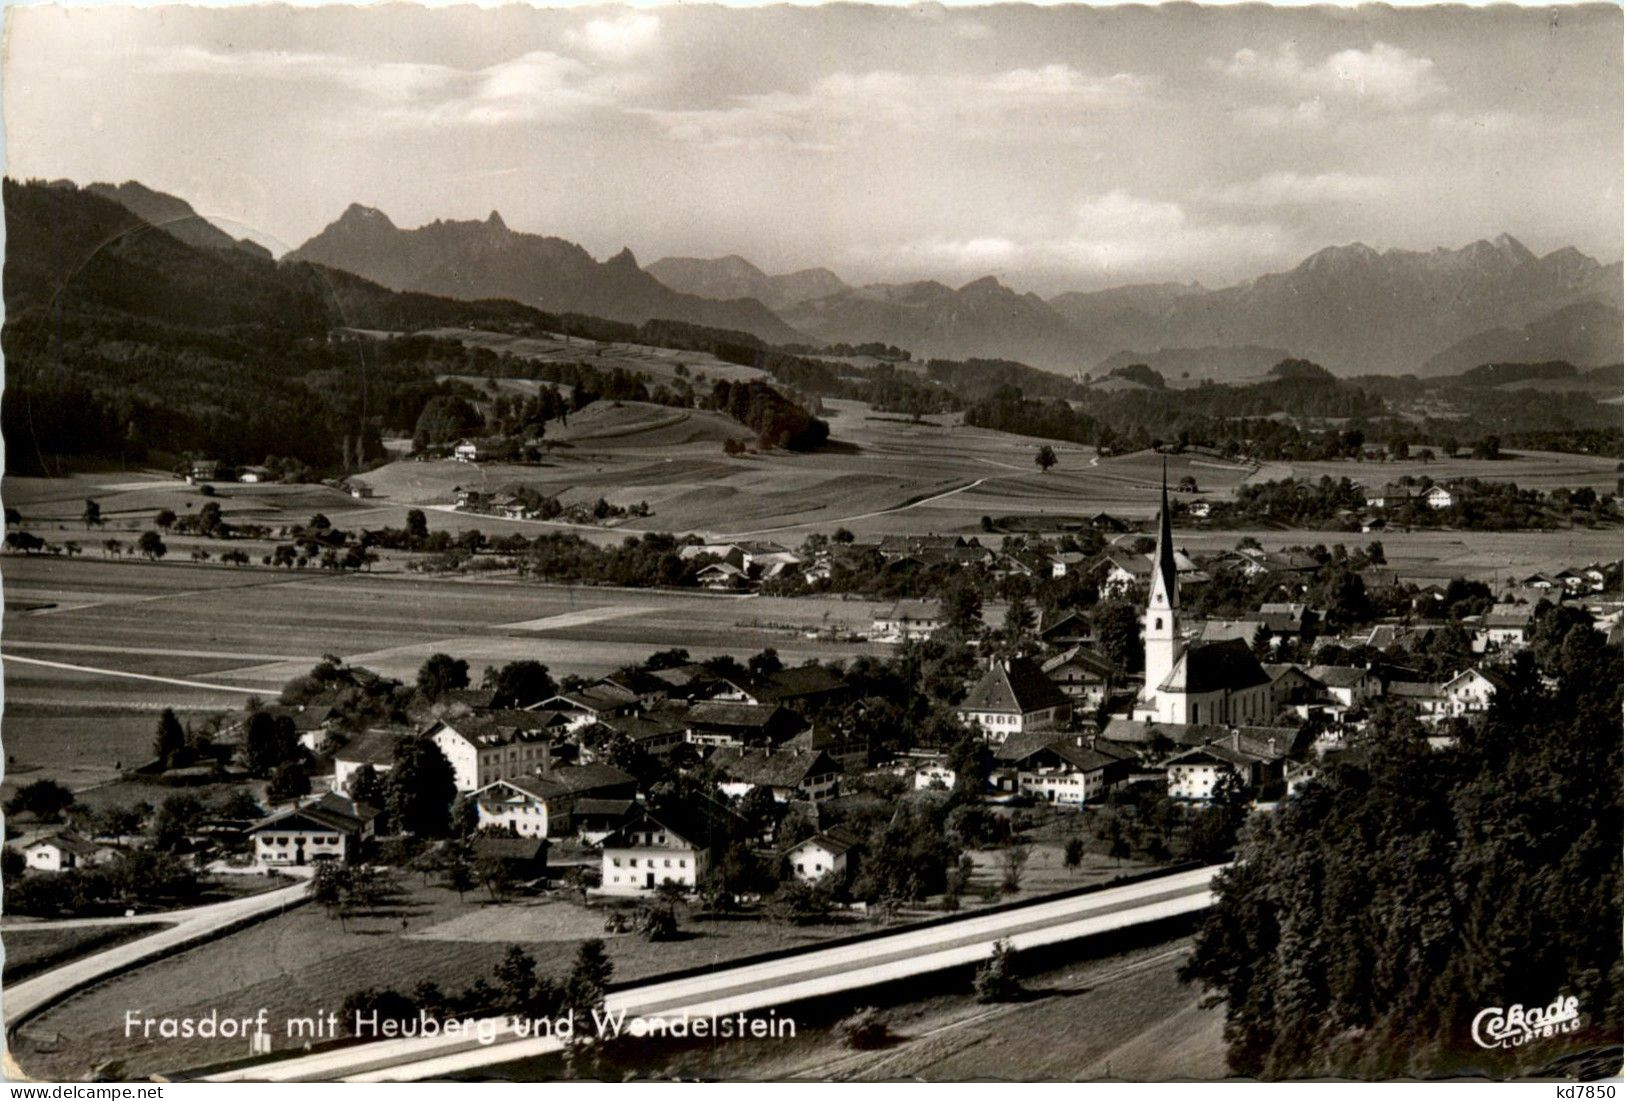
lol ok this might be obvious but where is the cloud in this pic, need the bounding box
[1233,99,1329,130]
[564,12,660,62]
[1201,171,1394,207]
[643,65,1149,150]
[1217,42,1442,108]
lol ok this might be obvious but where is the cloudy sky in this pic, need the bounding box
[6,3,1621,294]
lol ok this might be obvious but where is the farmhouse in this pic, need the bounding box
[870,599,944,642]
[247,794,374,867]
[332,728,407,791]
[784,825,864,886]
[1040,646,1122,709]
[994,733,1134,805]
[685,702,805,747]
[599,803,741,895]
[22,832,117,872]
[957,656,1071,742]
[453,440,482,462]
[1164,736,1281,801]
[1443,667,1507,718]
[710,747,841,802]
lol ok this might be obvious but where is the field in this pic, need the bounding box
[424,327,768,387]
[1,922,173,984]
[0,556,895,790]
[9,847,1139,1081]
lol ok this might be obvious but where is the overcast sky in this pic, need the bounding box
[6,3,1621,294]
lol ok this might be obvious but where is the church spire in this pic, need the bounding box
[1153,457,1178,609]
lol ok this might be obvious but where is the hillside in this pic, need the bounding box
[85,181,272,260]
[1094,345,1295,383]
[1420,300,1624,376]
[287,206,807,346]
[646,255,848,312]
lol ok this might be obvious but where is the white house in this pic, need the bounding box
[957,656,1071,743]
[247,795,373,868]
[784,826,864,886]
[599,804,739,895]
[870,599,944,642]
[453,440,481,463]
[22,832,117,872]
[427,715,555,792]
[332,728,406,792]
[1423,484,1458,510]
[711,747,842,802]
[1165,744,1257,802]
[995,735,1134,806]
[1443,668,1506,718]
[470,778,555,839]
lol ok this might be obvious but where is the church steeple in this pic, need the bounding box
[1151,458,1179,611]
[1141,457,1182,711]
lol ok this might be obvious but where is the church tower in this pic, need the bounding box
[1142,462,1182,706]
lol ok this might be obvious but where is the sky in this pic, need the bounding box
[5,2,1621,295]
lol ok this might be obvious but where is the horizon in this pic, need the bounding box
[6,4,1621,296]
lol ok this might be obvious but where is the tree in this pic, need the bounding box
[154,508,177,531]
[82,499,103,529]
[1090,600,1143,672]
[443,842,476,899]
[944,579,984,634]
[136,531,167,560]
[494,946,537,1010]
[565,938,614,1020]
[1035,445,1058,473]
[386,737,457,836]
[1063,837,1086,874]
[488,660,555,708]
[152,708,187,768]
[4,779,75,821]
[416,653,470,702]
[150,793,205,851]
[405,508,430,543]
[836,1008,892,1050]
[1003,594,1036,639]
[243,711,298,778]
[267,762,311,802]
[1000,840,1032,894]
[974,939,1024,1003]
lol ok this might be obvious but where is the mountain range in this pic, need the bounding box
[655,238,1622,376]
[284,205,805,345]
[69,179,1624,378]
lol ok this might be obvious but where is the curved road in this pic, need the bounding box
[5,877,312,1030]
[202,865,1220,1082]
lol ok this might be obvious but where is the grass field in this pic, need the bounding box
[0,556,894,787]
[424,327,767,387]
[1,922,175,985]
[6,850,1132,1082]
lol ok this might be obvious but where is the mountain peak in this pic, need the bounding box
[606,246,639,270]
[486,210,507,231]
[338,202,395,229]
[959,274,1009,294]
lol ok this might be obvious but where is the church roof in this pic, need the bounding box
[1151,463,1179,609]
[1158,638,1272,694]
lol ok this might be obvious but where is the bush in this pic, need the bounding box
[974,938,1024,1003]
[836,1007,892,1050]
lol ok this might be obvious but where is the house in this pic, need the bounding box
[685,702,805,747]
[237,466,272,484]
[1050,551,1090,579]
[1442,668,1506,718]
[994,733,1135,805]
[1039,610,1095,647]
[1387,679,1448,721]
[22,832,118,872]
[1192,619,1265,648]
[784,825,864,886]
[595,669,673,709]
[453,440,482,463]
[697,561,750,590]
[571,798,639,844]
[247,794,375,867]
[912,760,957,791]
[1040,646,1122,710]
[1365,483,1421,509]
[711,747,842,802]
[348,483,375,499]
[702,664,852,714]
[1477,603,1536,651]
[332,728,408,791]
[535,688,640,732]
[1424,484,1461,510]
[599,802,741,895]
[870,599,944,642]
[1257,603,1312,639]
[1094,546,1206,598]
[1284,760,1320,797]
[186,458,225,483]
[593,711,688,755]
[427,714,556,792]
[222,705,338,755]
[957,656,1071,742]
[1306,665,1380,709]
[1266,665,1330,715]
[1164,735,1282,801]
[470,835,548,880]
[471,765,638,839]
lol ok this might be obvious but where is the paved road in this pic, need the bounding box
[203,865,1220,1082]
[3,654,268,694]
[4,877,312,1029]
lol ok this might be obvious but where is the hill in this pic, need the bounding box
[645,255,848,312]
[287,206,807,346]
[85,181,272,261]
[1420,299,1625,376]
[1094,345,1295,383]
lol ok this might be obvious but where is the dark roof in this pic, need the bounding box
[28,831,108,858]
[1307,665,1373,689]
[601,800,742,851]
[789,824,865,857]
[1161,639,1271,693]
[1040,646,1121,681]
[439,688,501,711]
[508,764,638,801]
[1040,610,1093,640]
[571,798,637,820]
[472,835,547,862]
[1151,468,1179,606]
[334,728,407,766]
[711,747,840,787]
[962,657,1070,714]
[430,716,551,748]
[687,701,793,730]
[997,732,1135,773]
[761,664,848,701]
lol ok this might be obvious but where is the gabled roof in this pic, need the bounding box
[1165,743,1259,769]
[1159,639,1271,694]
[429,714,553,748]
[1307,665,1374,689]
[333,728,408,766]
[27,831,109,858]
[687,701,794,730]
[711,747,840,788]
[1040,646,1121,681]
[249,801,366,835]
[1387,679,1445,700]
[1151,465,1180,608]
[600,800,742,851]
[789,824,865,857]
[962,657,1070,714]
[472,835,546,862]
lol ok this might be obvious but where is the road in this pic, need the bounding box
[200,865,1220,1082]
[4,876,312,1029]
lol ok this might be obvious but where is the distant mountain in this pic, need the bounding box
[85,180,272,261]
[286,206,806,345]
[1056,236,1622,375]
[1420,300,1624,377]
[1093,345,1295,382]
[780,275,1086,368]
[646,254,848,312]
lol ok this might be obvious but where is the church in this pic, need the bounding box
[1132,473,1274,726]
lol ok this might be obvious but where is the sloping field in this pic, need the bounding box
[1259,450,1620,494]
[5,473,369,532]
[420,327,766,386]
